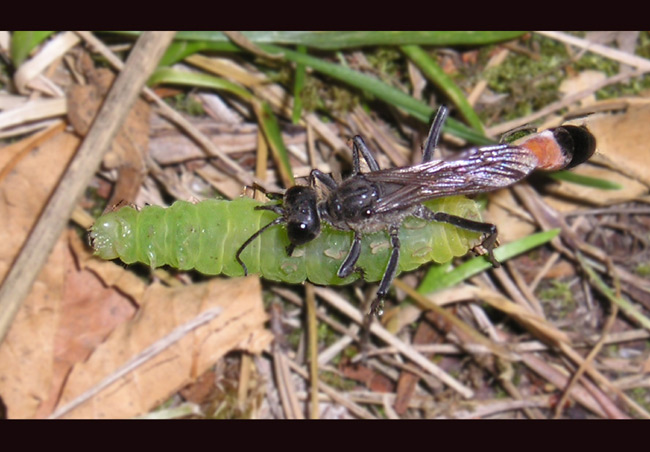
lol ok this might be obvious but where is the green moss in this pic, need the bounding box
[629,387,650,413]
[296,47,407,117]
[484,36,568,121]
[606,344,619,357]
[538,280,573,303]
[165,92,205,116]
[299,73,360,115]
[538,280,575,318]
[319,370,358,391]
[0,57,7,91]
[635,262,650,278]
[479,32,650,122]
[287,326,304,349]
[636,31,650,59]
[494,387,508,399]
[85,186,109,219]
[571,31,650,99]
[365,47,405,84]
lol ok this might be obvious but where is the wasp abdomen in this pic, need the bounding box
[553,125,596,169]
[520,125,596,171]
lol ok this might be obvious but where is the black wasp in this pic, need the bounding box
[236,106,596,316]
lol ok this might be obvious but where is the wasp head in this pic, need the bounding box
[283,185,321,249]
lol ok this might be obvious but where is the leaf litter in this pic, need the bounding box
[1,31,650,418]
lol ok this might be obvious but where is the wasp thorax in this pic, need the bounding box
[325,176,379,225]
[283,185,321,245]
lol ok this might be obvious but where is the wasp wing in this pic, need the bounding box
[364,144,540,214]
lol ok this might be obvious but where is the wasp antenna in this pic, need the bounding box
[236,217,286,275]
[554,125,596,169]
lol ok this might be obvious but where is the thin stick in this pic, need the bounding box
[76,32,276,193]
[554,257,620,419]
[487,68,647,136]
[0,32,176,345]
[537,31,650,72]
[314,287,475,399]
[286,358,375,419]
[305,283,319,419]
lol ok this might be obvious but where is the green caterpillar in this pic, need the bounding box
[90,196,482,285]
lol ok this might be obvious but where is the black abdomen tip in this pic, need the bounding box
[552,125,596,169]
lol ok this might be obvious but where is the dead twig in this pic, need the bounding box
[0,31,176,345]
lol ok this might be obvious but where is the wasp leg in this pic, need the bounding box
[309,168,338,191]
[369,226,401,316]
[249,181,284,200]
[359,226,401,359]
[351,135,381,173]
[416,206,500,267]
[422,105,448,162]
[337,232,364,279]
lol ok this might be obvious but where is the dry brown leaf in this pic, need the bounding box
[558,70,606,108]
[67,51,149,207]
[486,189,537,243]
[0,130,79,278]
[54,269,270,419]
[0,237,68,418]
[546,164,647,210]
[0,98,271,419]
[32,234,136,418]
[340,358,395,393]
[0,128,80,418]
[0,126,135,419]
[179,368,217,404]
[393,318,441,415]
[551,103,650,205]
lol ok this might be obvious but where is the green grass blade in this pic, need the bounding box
[169,31,526,49]
[148,67,253,102]
[258,44,492,145]
[112,31,525,65]
[418,229,561,294]
[548,171,623,190]
[577,253,650,331]
[148,68,294,186]
[258,101,295,187]
[11,31,54,66]
[401,45,484,133]
[159,41,240,66]
[135,33,500,144]
[292,45,307,124]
